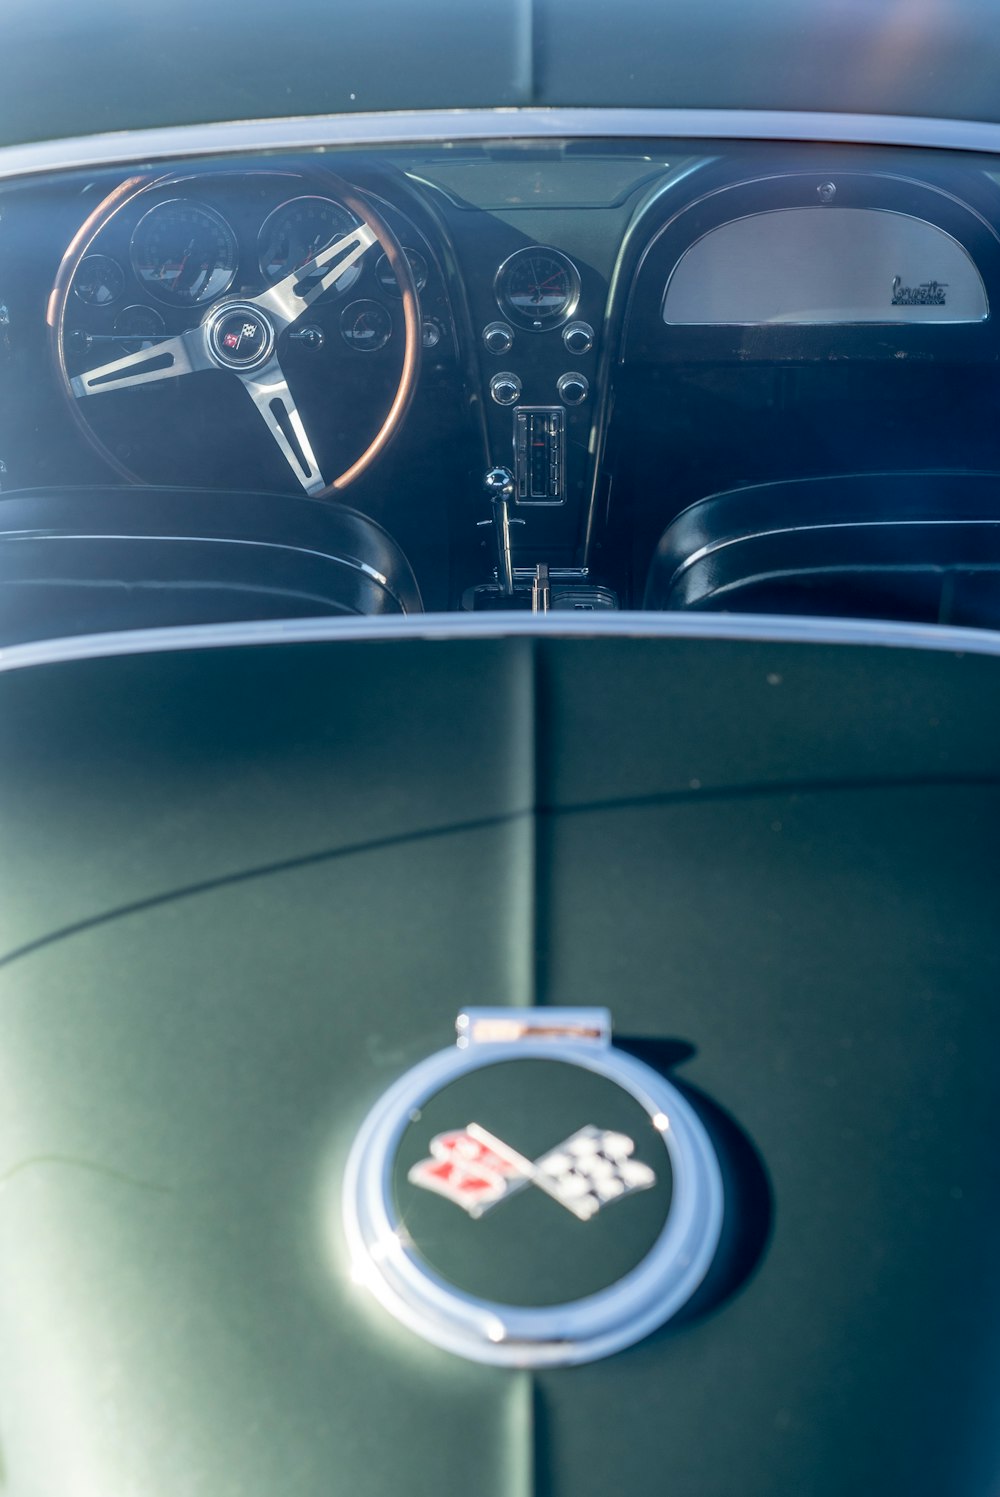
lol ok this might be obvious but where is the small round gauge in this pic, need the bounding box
[495,247,581,330]
[258,196,364,291]
[130,199,238,306]
[73,254,125,306]
[375,248,428,297]
[113,304,165,354]
[340,299,392,352]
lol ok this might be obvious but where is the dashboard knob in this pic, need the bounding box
[562,321,594,355]
[557,372,589,405]
[483,321,514,355]
[490,371,522,406]
[290,323,324,351]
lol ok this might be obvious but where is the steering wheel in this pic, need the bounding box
[48,169,421,496]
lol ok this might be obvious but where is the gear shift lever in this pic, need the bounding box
[481,467,523,596]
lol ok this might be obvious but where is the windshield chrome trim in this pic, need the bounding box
[4,108,1000,181]
[3,611,1000,676]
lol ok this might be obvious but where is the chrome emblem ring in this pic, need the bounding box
[206,302,275,371]
[342,1008,724,1368]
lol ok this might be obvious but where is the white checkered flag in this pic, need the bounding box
[532,1126,657,1221]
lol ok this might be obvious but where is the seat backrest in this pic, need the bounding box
[644,470,1000,626]
[0,486,422,643]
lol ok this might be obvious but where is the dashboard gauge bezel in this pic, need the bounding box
[340,298,393,351]
[72,253,126,307]
[256,193,364,291]
[494,245,582,331]
[375,247,428,296]
[112,303,166,353]
[129,198,239,307]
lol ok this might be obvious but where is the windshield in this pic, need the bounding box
[3,130,1000,635]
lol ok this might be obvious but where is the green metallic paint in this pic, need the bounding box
[1,632,999,1494]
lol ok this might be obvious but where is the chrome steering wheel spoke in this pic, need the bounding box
[68,300,328,496]
[251,223,378,326]
[238,356,327,496]
[70,326,210,396]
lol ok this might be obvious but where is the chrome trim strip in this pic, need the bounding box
[5,109,1000,182]
[3,610,1000,675]
[0,531,397,604]
[670,516,1000,589]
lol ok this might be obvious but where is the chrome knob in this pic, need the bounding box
[483,321,514,355]
[562,320,593,355]
[557,371,589,405]
[490,371,521,406]
[484,466,515,501]
[291,323,324,350]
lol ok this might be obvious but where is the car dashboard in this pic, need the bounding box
[3,134,1000,628]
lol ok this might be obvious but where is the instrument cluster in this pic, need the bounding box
[67,187,439,359]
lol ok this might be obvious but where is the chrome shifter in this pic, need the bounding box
[480,466,523,596]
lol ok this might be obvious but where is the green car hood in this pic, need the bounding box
[1,625,998,1495]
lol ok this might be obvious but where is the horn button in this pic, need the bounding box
[207,303,275,371]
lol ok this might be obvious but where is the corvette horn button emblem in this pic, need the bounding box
[208,303,274,370]
[342,1008,724,1367]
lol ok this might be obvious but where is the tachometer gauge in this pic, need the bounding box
[257,196,363,291]
[130,200,238,306]
[495,247,581,330]
[73,254,125,306]
[375,248,428,296]
[340,299,392,351]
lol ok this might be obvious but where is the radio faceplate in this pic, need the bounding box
[514,406,565,504]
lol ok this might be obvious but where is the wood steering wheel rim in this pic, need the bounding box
[47,166,422,496]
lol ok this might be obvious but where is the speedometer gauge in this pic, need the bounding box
[495,247,581,330]
[257,196,363,291]
[130,200,238,306]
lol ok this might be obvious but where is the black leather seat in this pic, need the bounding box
[644,471,1000,627]
[0,486,422,644]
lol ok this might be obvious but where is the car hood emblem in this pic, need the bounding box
[409,1121,656,1220]
[342,1008,724,1367]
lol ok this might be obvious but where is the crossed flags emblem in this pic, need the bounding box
[222,321,259,350]
[408,1122,657,1221]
